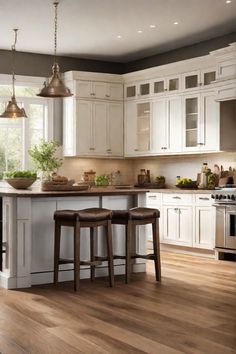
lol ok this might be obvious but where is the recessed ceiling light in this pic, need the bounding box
[149,24,156,29]
[174,21,179,25]
[137,30,143,34]
[226,0,231,3]
[117,35,122,39]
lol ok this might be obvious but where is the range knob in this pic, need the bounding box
[231,195,235,200]
[215,194,219,199]
[211,194,215,199]
[223,195,227,199]
[219,195,222,200]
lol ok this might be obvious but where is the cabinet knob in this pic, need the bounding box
[134,148,139,151]
[105,94,110,98]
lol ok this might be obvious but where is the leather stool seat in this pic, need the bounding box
[77,208,112,221]
[54,210,78,221]
[130,207,160,220]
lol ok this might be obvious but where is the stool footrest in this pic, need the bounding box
[59,258,103,266]
[94,256,109,262]
[131,253,155,260]
[113,255,126,260]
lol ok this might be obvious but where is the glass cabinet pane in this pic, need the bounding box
[126,86,136,98]
[185,97,198,147]
[204,71,216,85]
[140,83,150,96]
[154,81,164,93]
[185,75,198,89]
[137,102,150,151]
[169,78,179,91]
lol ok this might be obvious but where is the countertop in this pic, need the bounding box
[0,185,215,197]
[0,186,149,198]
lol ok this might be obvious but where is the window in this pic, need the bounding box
[0,81,53,178]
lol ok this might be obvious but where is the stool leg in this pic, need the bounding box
[54,220,61,285]
[106,220,114,287]
[74,220,81,291]
[90,227,95,281]
[125,220,132,284]
[152,218,161,281]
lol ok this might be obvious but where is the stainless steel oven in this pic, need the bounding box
[215,204,236,250]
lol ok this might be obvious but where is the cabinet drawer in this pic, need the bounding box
[162,193,193,204]
[146,193,162,205]
[195,194,212,206]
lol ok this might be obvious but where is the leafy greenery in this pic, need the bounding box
[3,170,37,178]
[156,176,165,183]
[28,140,62,178]
[95,175,110,186]
[176,178,193,185]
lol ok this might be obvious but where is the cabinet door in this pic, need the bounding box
[163,205,193,246]
[152,99,168,152]
[125,101,138,155]
[107,103,123,156]
[183,71,200,90]
[93,101,107,154]
[93,82,107,99]
[199,92,219,151]
[152,97,182,153]
[195,206,214,249]
[108,83,123,100]
[183,95,201,151]
[63,98,76,156]
[125,101,151,156]
[76,100,94,154]
[76,81,92,98]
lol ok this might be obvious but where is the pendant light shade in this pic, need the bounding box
[0,29,27,118]
[37,2,72,98]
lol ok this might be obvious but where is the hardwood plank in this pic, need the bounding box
[0,251,236,354]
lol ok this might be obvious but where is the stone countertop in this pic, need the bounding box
[0,186,149,198]
[147,188,214,194]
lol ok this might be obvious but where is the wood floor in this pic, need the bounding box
[0,252,236,354]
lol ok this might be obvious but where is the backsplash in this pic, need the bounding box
[59,152,236,187]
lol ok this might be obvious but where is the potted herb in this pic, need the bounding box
[28,140,62,180]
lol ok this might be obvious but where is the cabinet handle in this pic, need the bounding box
[90,93,95,96]
[197,143,205,146]
[174,208,179,211]
[89,147,95,151]
[173,196,181,199]
[148,196,157,199]
[105,94,110,98]
[199,197,209,200]
[134,148,139,151]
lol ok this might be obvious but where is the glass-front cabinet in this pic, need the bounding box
[185,96,199,148]
[125,101,151,156]
[183,69,216,90]
[152,75,180,94]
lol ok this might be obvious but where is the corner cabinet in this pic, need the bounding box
[63,98,123,157]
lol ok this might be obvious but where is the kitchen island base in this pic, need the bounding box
[0,190,148,289]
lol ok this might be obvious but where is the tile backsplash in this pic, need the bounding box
[59,152,236,187]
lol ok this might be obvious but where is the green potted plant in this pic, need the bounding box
[28,140,62,181]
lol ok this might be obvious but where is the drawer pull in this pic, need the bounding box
[148,196,157,199]
[199,197,209,200]
[173,196,181,199]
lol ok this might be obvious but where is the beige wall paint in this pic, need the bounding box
[59,152,236,187]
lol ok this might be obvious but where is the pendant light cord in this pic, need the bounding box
[53,2,59,64]
[12,29,18,99]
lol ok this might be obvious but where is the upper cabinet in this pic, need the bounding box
[125,101,151,156]
[152,75,180,95]
[183,69,216,90]
[75,80,123,101]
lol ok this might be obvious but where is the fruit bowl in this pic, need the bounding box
[176,181,198,189]
[5,177,37,189]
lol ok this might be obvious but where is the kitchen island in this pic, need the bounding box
[0,186,148,289]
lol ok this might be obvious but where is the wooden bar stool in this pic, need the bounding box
[112,207,161,283]
[54,208,114,291]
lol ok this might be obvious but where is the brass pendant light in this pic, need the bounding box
[0,29,27,118]
[37,2,73,98]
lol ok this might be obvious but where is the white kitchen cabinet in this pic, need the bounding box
[194,194,214,249]
[182,91,219,152]
[146,193,162,241]
[76,80,123,101]
[125,101,151,156]
[162,205,193,246]
[183,69,216,90]
[152,75,180,95]
[152,96,182,153]
[63,98,123,157]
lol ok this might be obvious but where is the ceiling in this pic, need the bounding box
[0,0,236,63]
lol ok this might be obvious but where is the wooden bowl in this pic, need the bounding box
[5,178,36,189]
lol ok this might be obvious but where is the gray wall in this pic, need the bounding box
[0,32,236,77]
